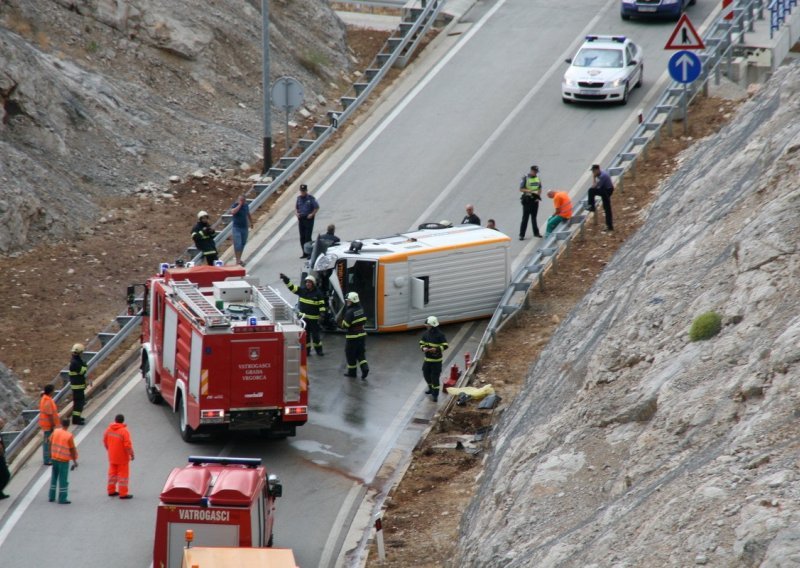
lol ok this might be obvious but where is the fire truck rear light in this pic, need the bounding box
[284,406,307,416]
[201,409,225,421]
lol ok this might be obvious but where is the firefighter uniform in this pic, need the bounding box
[191,211,219,265]
[419,316,449,403]
[49,420,78,504]
[68,345,88,425]
[340,292,369,379]
[103,415,135,499]
[281,274,326,355]
[519,165,543,239]
[39,386,59,465]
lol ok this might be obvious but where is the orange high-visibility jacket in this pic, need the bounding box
[39,394,59,432]
[103,422,134,464]
[50,428,78,463]
[553,192,573,219]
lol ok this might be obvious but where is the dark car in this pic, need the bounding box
[621,0,696,20]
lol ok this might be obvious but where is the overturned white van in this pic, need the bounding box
[311,224,511,332]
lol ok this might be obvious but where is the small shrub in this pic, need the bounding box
[299,50,329,76]
[87,40,99,53]
[689,311,722,342]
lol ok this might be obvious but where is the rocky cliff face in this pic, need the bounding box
[0,0,349,253]
[455,63,800,567]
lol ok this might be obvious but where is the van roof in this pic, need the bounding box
[321,224,510,263]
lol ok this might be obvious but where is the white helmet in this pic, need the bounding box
[425,316,439,327]
[304,275,316,285]
[197,210,209,220]
[346,292,360,303]
[71,343,85,354]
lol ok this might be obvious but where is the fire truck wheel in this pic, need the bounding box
[142,356,162,405]
[177,394,196,442]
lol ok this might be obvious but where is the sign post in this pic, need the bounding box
[665,14,704,135]
[271,76,304,154]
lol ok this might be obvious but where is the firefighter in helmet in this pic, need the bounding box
[339,292,369,379]
[419,316,448,403]
[280,273,326,356]
[191,210,219,265]
[68,343,88,425]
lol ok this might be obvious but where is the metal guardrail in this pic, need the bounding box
[770,0,797,37]
[187,0,444,265]
[1,2,443,463]
[4,314,141,461]
[451,0,779,393]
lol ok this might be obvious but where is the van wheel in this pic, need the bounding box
[142,357,162,405]
[178,394,196,442]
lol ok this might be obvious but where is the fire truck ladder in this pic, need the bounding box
[172,280,231,328]
[255,285,298,325]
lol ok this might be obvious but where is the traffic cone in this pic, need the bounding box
[444,363,460,389]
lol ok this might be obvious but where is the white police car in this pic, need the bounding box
[561,35,644,105]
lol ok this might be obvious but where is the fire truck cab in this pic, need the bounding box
[154,456,282,568]
[136,264,308,441]
[311,223,511,332]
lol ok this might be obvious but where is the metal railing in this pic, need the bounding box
[187,0,444,265]
[770,0,797,37]
[1,2,443,463]
[449,0,781,395]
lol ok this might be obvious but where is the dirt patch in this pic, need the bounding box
[364,94,743,567]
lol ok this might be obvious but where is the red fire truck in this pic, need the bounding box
[136,264,308,441]
[153,456,283,568]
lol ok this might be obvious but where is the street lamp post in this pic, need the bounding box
[261,0,272,175]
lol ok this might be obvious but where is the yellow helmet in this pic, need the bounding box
[71,343,85,354]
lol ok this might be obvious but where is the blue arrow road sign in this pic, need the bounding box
[668,50,702,84]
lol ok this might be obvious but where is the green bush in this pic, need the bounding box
[689,311,722,342]
[299,50,329,76]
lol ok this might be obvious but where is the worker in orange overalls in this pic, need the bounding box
[49,418,78,504]
[39,384,59,466]
[103,414,135,499]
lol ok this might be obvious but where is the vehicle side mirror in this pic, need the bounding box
[629,59,637,66]
[565,58,572,64]
[271,483,283,498]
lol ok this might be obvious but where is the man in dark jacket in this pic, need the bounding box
[280,273,326,356]
[461,204,481,225]
[68,343,88,425]
[588,164,615,232]
[419,316,449,403]
[0,434,10,500]
[191,210,219,265]
[296,184,320,258]
[340,292,369,379]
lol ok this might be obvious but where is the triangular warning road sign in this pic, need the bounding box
[664,14,705,50]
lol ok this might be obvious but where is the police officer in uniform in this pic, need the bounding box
[340,292,369,379]
[519,165,543,240]
[419,316,449,403]
[280,273,326,356]
[68,343,87,425]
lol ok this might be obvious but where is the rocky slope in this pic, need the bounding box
[455,63,800,566]
[0,0,351,254]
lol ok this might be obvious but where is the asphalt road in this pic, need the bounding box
[0,1,718,566]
